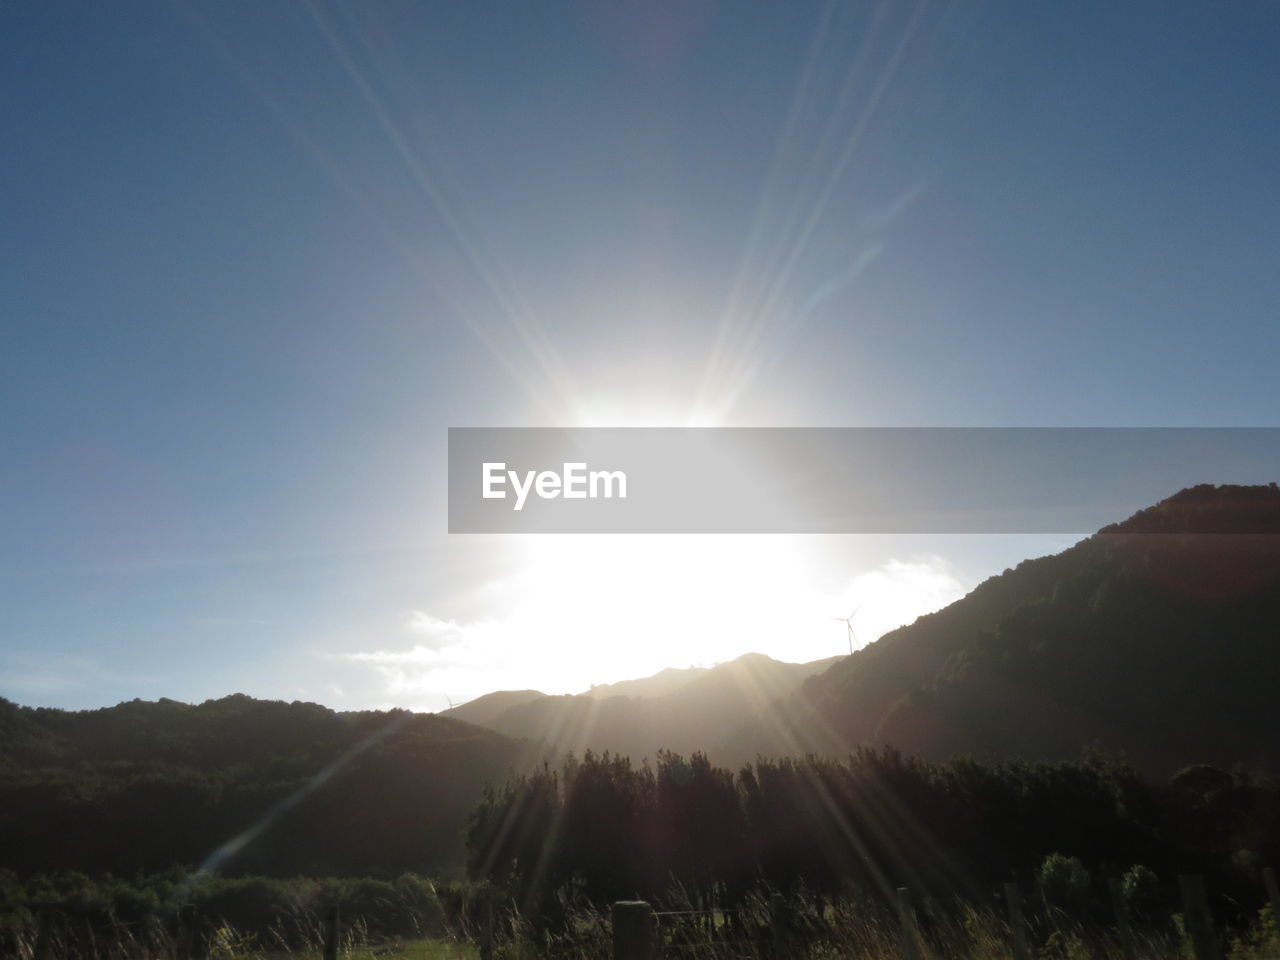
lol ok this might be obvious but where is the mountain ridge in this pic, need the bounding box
[448,652,844,761]
[726,483,1280,773]
[0,693,537,877]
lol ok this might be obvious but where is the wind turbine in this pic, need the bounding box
[831,604,862,655]
[443,694,458,712]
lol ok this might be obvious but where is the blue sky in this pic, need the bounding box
[3,1,1278,710]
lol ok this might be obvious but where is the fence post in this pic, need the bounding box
[897,887,922,960]
[322,905,340,960]
[612,901,653,960]
[1263,867,1280,930]
[1004,882,1032,960]
[1179,874,1221,960]
[1108,878,1136,960]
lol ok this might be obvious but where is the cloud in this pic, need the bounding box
[834,557,966,647]
[333,613,520,706]
[343,646,442,665]
[404,611,472,648]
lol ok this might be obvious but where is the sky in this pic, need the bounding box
[2,1,1278,711]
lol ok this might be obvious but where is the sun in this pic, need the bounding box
[511,534,833,683]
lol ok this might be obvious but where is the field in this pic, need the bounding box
[345,942,478,960]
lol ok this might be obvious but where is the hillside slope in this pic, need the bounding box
[0,694,533,877]
[731,484,1280,774]
[582,665,710,699]
[465,653,842,761]
[441,689,546,727]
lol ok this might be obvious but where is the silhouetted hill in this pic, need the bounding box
[463,653,841,761]
[441,689,545,726]
[0,695,533,877]
[578,654,841,702]
[731,484,1280,774]
[0,697,62,770]
[583,665,709,699]
[677,652,842,700]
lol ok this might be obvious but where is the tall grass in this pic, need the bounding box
[5,892,1278,960]
[5,906,473,960]
[473,887,1279,960]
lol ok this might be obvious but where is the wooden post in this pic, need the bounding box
[612,901,653,960]
[1108,878,1136,960]
[1179,874,1221,960]
[322,905,340,960]
[1263,867,1280,931]
[897,887,922,960]
[1004,882,1032,960]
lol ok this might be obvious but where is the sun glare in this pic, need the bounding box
[390,396,968,706]
[513,535,821,682]
[570,405,722,429]
[498,534,963,692]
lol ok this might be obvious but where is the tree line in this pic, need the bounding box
[0,694,530,877]
[466,748,1280,931]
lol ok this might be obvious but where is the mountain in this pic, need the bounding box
[731,483,1280,774]
[583,665,710,699]
[455,653,842,761]
[7,484,1276,881]
[441,689,546,726]
[0,694,534,877]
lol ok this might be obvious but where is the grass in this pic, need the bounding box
[343,940,479,960]
[7,900,1278,960]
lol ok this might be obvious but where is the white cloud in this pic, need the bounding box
[405,611,469,646]
[834,557,967,647]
